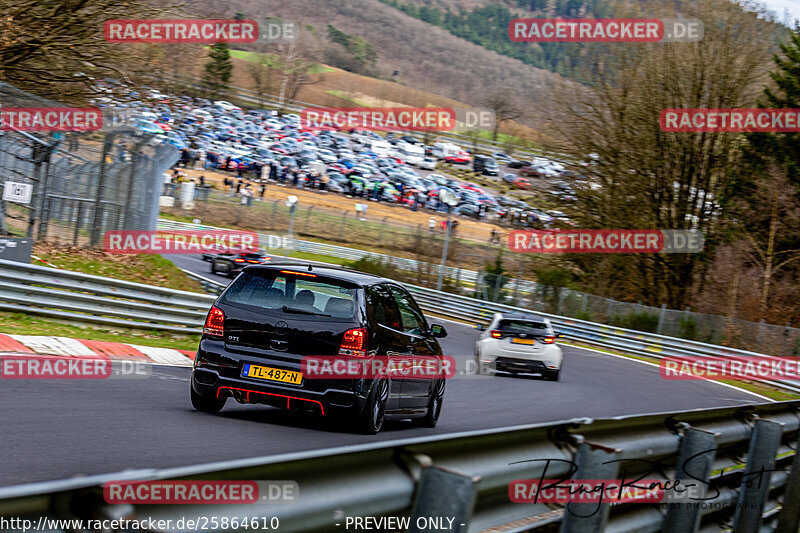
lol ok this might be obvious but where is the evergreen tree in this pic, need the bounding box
[203,43,233,99]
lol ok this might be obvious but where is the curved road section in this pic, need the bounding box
[0,255,767,487]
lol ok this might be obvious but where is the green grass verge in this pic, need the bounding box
[0,312,200,351]
[34,247,204,293]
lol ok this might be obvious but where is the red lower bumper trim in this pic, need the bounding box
[217,386,325,415]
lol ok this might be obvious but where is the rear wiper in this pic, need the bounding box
[282,305,331,317]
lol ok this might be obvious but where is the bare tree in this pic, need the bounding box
[547,0,771,308]
[733,163,800,312]
[246,48,273,107]
[484,87,523,141]
[0,0,180,103]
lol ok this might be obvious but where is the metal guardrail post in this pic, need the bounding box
[409,464,480,533]
[732,418,784,533]
[560,443,620,533]
[776,432,800,533]
[663,427,718,533]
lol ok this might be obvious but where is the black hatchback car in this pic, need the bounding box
[191,265,448,434]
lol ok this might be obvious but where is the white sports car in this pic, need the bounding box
[475,312,564,381]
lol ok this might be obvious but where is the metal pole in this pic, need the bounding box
[657,303,667,335]
[35,154,54,240]
[286,204,296,256]
[436,214,452,292]
[90,134,114,246]
[73,202,83,246]
[339,211,347,241]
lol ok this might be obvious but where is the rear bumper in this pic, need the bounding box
[192,368,370,416]
[192,340,372,416]
[477,340,563,370]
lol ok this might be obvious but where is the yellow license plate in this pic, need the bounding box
[512,338,535,345]
[242,363,302,384]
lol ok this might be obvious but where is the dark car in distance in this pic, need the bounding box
[208,251,272,277]
[191,265,448,434]
[473,154,499,176]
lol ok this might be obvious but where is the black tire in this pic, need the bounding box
[544,368,561,382]
[191,383,226,413]
[417,379,445,428]
[356,378,388,434]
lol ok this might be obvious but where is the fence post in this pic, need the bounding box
[339,211,347,241]
[377,216,388,245]
[512,266,522,305]
[756,319,766,346]
[557,287,566,315]
[270,199,279,228]
[89,134,114,246]
[493,272,503,302]
[302,205,314,234]
[657,303,667,335]
[73,202,83,247]
[605,299,613,322]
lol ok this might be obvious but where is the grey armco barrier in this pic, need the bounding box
[0,402,798,532]
[2,257,799,395]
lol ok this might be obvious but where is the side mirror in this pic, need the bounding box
[475,324,486,331]
[430,324,448,338]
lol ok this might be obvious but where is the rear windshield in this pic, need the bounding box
[497,320,550,334]
[220,270,360,319]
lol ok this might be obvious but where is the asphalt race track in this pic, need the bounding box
[0,255,768,487]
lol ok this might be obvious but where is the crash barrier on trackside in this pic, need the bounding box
[0,401,798,532]
[1,257,798,395]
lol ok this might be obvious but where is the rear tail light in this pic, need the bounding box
[490,330,503,338]
[203,306,225,337]
[339,328,368,357]
[542,336,556,344]
[233,258,245,263]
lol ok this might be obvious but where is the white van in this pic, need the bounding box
[431,142,462,160]
[394,142,425,166]
[369,139,392,156]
